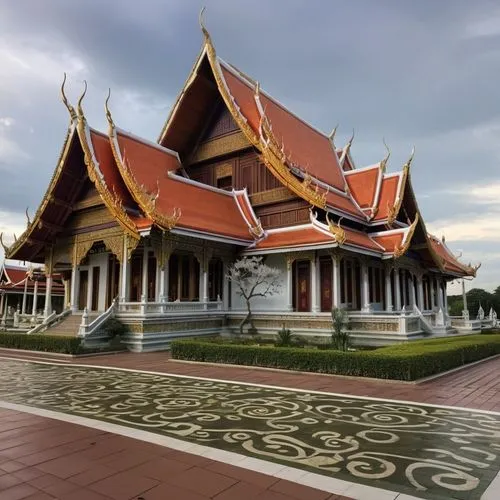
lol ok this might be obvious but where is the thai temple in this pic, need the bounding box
[0,16,485,351]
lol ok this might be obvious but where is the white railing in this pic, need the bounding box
[413,305,434,334]
[117,299,223,316]
[27,311,58,335]
[79,298,117,338]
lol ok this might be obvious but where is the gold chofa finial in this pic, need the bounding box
[199,6,210,40]
[404,146,415,171]
[347,128,355,148]
[328,124,338,143]
[380,137,391,172]
[61,73,77,121]
[105,88,115,130]
[77,80,88,118]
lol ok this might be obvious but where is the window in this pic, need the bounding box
[217,175,232,191]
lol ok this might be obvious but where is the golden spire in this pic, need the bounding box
[60,73,77,121]
[347,129,355,148]
[76,80,87,119]
[380,137,391,173]
[105,88,115,132]
[328,124,338,143]
[199,6,210,42]
[403,146,415,172]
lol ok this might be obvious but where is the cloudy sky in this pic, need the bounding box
[1,0,499,294]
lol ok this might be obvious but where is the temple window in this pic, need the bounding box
[208,258,224,301]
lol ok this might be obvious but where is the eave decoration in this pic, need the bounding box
[105,90,181,232]
[387,146,414,225]
[325,213,347,245]
[75,84,140,241]
[393,213,419,259]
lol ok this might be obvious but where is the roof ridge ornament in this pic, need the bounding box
[25,207,30,228]
[60,73,77,121]
[404,145,415,172]
[199,6,210,43]
[326,213,347,245]
[76,80,88,120]
[328,124,338,143]
[105,88,115,133]
[393,212,419,258]
[0,233,9,254]
[380,137,390,173]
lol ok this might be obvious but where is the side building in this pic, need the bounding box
[2,24,480,350]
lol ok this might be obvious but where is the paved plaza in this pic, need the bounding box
[0,351,497,499]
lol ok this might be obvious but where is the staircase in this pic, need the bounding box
[43,314,84,337]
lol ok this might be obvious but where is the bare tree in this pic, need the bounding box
[227,256,282,334]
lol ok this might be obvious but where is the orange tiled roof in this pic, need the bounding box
[428,235,476,276]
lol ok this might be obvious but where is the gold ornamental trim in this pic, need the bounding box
[393,213,419,259]
[326,213,347,245]
[190,132,250,164]
[249,186,296,207]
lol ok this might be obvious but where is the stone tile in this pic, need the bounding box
[270,479,332,500]
[213,481,267,499]
[0,473,24,491]
[62,488,115,500]
[97,449,154,472]
[0,461,27,473]
[68,465,118,487]
[165,466,238,498]
[88,470,158,500]
[129,456,194,480]
[35,454,93,479]
[205,461,279,488]
[12,467,46,482]
[139,482,210,500]
[0,484,39,500]
[24,493,57,500]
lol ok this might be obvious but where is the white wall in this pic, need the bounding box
[230,254,288,312]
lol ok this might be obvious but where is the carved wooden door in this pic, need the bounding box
[296,260,311,312]
[91,267,100,311]
[78,270,88,310]
[320,257,333,312]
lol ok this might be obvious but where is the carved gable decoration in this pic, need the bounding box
[202,105,238,141]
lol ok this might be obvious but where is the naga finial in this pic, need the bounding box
[60,73,77,121]
[380,137,391,172]
[404,146,415,171]
[347,128,355,148]
[77,80,88,119]
[326,213,347,245]
[328,124,338,143]
[254,81,261,98]
[25,207,31,227]
[105,88,115,131]
[0,233,8,253]
[199,6,210,41]
[441,234,446,243]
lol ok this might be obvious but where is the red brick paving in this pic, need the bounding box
[0,349,498,499]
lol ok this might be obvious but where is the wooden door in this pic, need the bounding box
[91,267,100,311]
[320,257,333,312]
[296,260,311,312]
[78,270,88,310]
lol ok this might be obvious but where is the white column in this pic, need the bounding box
[223,260,230,310]
[361,261,370,312]
[443,280,448,314]
[311,255,319,313]
[437,278,444,310]
[142,246,148,302]
[332,255,341,308]
[409,274,416,308]
[32,281,38,316]
[286,257,293,311]
[0,293,4,317]
[202,266,209,304]
[21,278,28,315]
[159,255,170,302]
[385,267,393,311]
[44,275,53,318]
[462,278,468,317]
[86,269,93,311]
[119,239,130,302]
[70,265,78,311]
[394,268,401,311]
[417,275,424,310]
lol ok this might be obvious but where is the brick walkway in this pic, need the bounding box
[0,349,498,499]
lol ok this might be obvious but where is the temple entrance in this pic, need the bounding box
[78,270,88,310]
[168,253,200,301]
[91,267,100,311]
[106,254,120,308]
[293,260,310,312]
[320,257,332,312]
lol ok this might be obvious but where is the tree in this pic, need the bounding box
[331,307,349,351]
[227,256,282,334]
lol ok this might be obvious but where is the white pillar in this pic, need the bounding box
[311,255,319,313]
[286,257,293,311]
[394,268,401,311]
[417,275,424,310]
[86,269,93,311]
[409,274,416,308]
[142,246,148,302]
[462,278,468,317]
[159,255,170,302]
[44,275,52,318]
[361,261,370,312]
[332,255,341,308]
[32,281,38,316]
[202,267,209,304]
[385,267,393,311]
[120,239,130,302]
[21,278,28,315]
[443,280,448,314]
[223,260,230,310]
[70,265,78,311]
[437,278,444,310]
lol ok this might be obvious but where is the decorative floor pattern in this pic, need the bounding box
[0,359,498,500]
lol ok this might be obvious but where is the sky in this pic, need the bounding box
[0,0,499,294]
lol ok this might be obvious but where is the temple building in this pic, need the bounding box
[2,19,481,350]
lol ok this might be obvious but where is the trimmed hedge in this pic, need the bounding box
[171,334,500,381]
[0,333,83,354]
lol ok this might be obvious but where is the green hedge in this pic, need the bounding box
[171,334,500,381]
[0,333,83,354]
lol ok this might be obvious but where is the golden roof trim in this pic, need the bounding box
[387,148,413,225]
[326,213,347,245]
[393,213,419,258]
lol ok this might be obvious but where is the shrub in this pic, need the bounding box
[101,318,129,338]
[171,334,500,381]
[0,333,83,354]
[275,326,294,347]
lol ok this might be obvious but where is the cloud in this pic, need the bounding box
[464,12,500,39]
